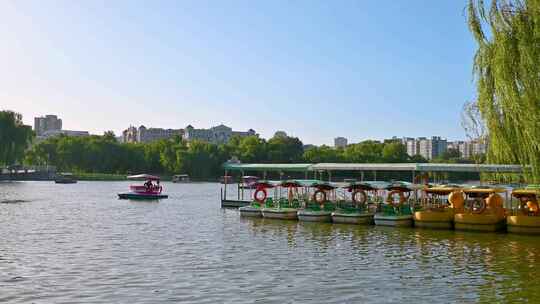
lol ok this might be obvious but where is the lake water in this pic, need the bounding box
[1,181,539,303]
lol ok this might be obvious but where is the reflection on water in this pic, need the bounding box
[1,181,540,303]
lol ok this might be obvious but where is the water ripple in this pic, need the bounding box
[1,181,540,303]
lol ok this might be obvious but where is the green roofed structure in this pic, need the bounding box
[222,163,312,172]
[220,162,525,207]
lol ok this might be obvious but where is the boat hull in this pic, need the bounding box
[507,215,540,234]
[374,214,413,227]
[55,180,77,184]
[454,213,506,232]
[262,208,298,220]
[413,210,454,229]
[239,206,262,217]
[297,210,332,222]
[118,192,168,200]
[331,212,374,225]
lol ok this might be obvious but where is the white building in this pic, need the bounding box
[38,129,90,140]
[122,125,183,143]
[403,136,447,160]
[449,140,487,159]
[334,137,348,148]
[183,124,257,144]
[34,115,62,136]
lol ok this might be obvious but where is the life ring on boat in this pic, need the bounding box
[470,198,486,214]
[352,189,367,205]
[254,188,267,203]
[386,190,406,206]
[313,189,326,204]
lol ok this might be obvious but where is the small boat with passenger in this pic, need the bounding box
[507,187,540,234]
[118,174,168,200]
[331,181,379,225]
[454,186,506,232]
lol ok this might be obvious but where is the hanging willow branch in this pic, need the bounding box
[468,0,540,182]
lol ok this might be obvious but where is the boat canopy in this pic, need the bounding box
[386,181,418,192]
[463,187,507,194]
[343,181,382,191]
[253,181,276,188]
[424,186,462,195]
[280,180,303,188]
[512,189,540,198]
[127,174,160,181]
[311,181,336,191]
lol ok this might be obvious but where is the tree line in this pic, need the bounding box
[0,110,482,179]
[23,131,479,179]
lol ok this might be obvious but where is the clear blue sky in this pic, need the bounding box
[1,1,477,145]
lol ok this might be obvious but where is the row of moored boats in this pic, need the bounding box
[239,180,540,234]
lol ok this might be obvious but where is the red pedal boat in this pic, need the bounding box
[118,174,168,200]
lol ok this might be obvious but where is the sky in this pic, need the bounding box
[1,1,478,145]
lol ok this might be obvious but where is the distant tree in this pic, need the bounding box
[267,135,304,163]
[0,110,33,166]
[381,142,408,163]
[343,140,384,163]
[409,154,429,163]
[303,145,343,163]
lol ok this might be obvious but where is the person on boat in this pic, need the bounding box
[156,180,161,192]
[144,180,153,191]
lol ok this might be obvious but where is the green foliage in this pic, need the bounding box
[23,130,471,179]
[0,110,34,166]
[468,0,540,182]
[267,135,304,163]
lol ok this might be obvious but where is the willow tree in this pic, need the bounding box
[0,110,34,166]
[468,0,540,182]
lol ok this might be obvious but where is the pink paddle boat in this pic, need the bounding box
[118,174,168,200]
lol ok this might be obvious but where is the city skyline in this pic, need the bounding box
[31,113,486,159]
[2,1,477,145]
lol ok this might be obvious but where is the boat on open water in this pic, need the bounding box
[55,172,77,184]
[118,174,168,200]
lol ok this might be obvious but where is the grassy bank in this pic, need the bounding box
[76,173,127,181]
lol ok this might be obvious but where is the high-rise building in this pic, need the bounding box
[34,115,62,136]
[448,140,487,159]
[334,137,348,148]
[403,136,447,160]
